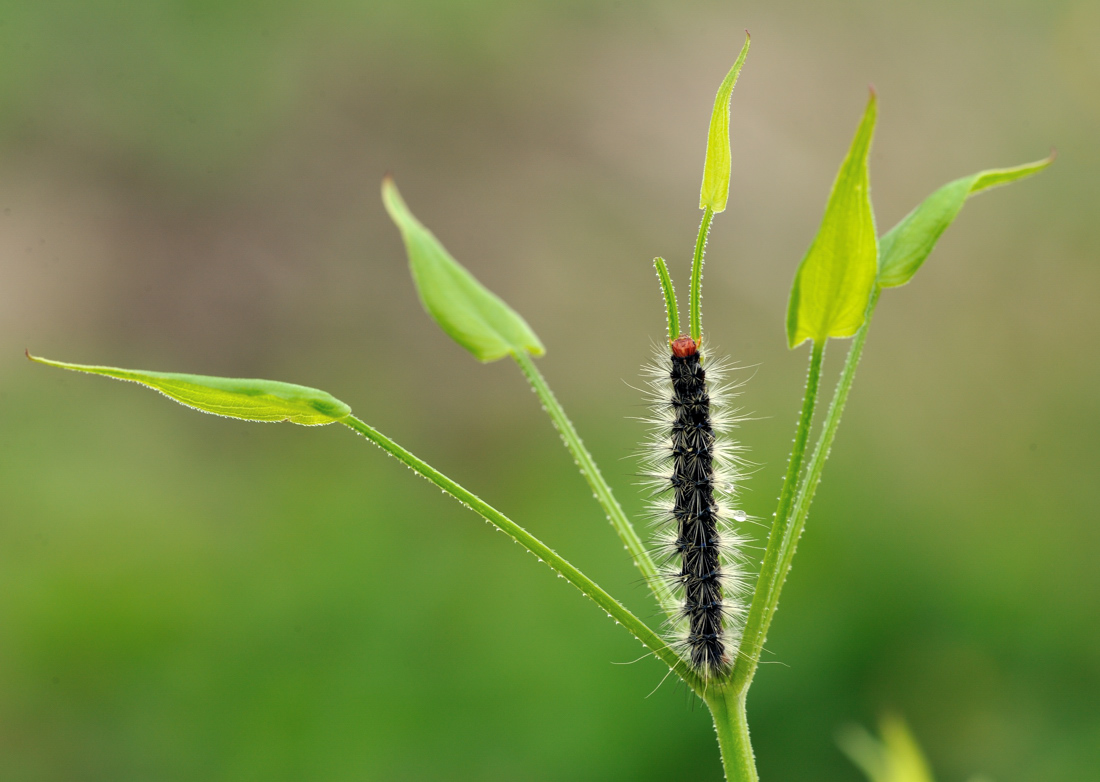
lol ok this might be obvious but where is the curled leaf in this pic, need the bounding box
[878,153,1054,288]
[786,90,879,348]
[382,177,544,362]
[27,353,351,425]
[699,32,751,213]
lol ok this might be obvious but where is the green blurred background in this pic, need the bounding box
[1,1,1097,780]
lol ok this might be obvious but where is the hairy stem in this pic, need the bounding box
[708,687,759,782]
[654,256,681,340]
[731,341,825,692]
[340,414,700,692]
[780,286,880,592]
[511,352,679,619]
[690,205,715,343]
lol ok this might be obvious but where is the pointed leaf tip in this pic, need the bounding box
[28,354,351,425]
[786,91,879,348]
[699,32,751,213]
[878,152,1054,288]
[381,178,545,362]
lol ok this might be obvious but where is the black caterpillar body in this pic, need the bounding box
[669,337,726,672]
[645,335,748,678]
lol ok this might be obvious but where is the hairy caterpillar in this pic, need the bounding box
[643,335,749,678]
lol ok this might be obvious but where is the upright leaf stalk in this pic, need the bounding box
[512,352,677,619]
[690,206,715,343]
[341,413,702,692]
[730,342,825,693]
[782,287,879,589]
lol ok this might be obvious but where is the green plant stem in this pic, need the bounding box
[654,256,681,339]
[690,205,715,343]
[708,687,759,782]
[340,414,701,692]
[780,286,880,588]
[511,352,679,620]
[731,340,825,692]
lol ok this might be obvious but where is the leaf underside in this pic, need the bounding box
[877,154,1054,288]
[382,177,544,363]
[28,353,351,425]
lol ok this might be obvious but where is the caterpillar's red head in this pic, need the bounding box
[670,336,699,358]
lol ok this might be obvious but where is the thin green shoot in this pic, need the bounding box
[654,256,681,340]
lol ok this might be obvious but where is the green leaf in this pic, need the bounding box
[382,177,545,362]
[786,90,879,348]
[837,714,937,782]
[699,32,751,213]
[878,153,1054,288]
[27,353,351,425]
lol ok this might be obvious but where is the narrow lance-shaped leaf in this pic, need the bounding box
[878,153,1054,288]
[699,31,751,213]
[382,177,545,362]
[786,90,879,348]
[27,353,351,425]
